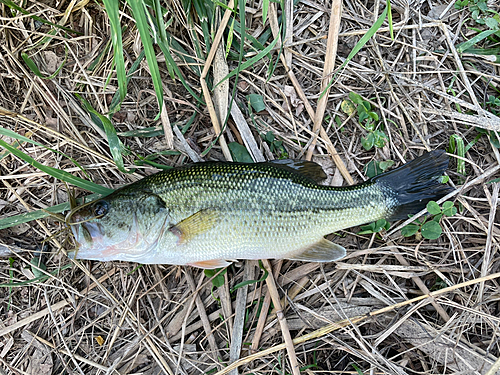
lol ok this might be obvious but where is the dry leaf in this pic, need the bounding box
[43,51,59,74]
[27,349,53,375]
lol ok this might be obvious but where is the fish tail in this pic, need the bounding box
[373,150,454,221]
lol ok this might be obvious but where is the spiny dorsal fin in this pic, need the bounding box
[287,238,346,262]
[169,209,219,244]
[267,159,327,183]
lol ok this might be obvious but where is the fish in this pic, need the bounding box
[66,150,453,269]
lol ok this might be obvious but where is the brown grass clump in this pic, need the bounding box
[1,0,500,374]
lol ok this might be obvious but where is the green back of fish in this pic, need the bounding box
[124,161,383,215]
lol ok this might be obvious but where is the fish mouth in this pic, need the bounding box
[69,222,107,259]
[68,213,158,262]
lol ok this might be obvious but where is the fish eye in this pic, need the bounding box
[93,200,110,217]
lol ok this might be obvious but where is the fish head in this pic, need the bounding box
[67,190,168,262]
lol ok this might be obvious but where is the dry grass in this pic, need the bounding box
[1,0,500,374]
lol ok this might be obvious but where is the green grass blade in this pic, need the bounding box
[193,0,212,54]
[387,0,393,40]
[0,139,113,195]
[226,17,236,58]
[262,0,269,24]
[109,50,146,113]
[320,6,388,99]
[450,134,465,177]
[214,30,281,87]
[0,126,91,178]
[88,40,112,71]
[78,96,132,174]
[0,264,72,288]
[21,48,68,79]
[0,192,103,230]
[102,0,127,106]
[0,0,79,34]
[157,39,205,102]
[128,0,164,113]
[152,0,177,79]
[456,29,499,53]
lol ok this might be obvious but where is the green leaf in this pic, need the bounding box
[226,17,236,58]
[421,221,442,240]
[386,0,394,40]
[0,126,88,177]
[433,213,443,222]
[401,224,419,237]
[368,111,379,121]
[374,219,388,232]
[265,131,275,143]
[30,257,47,279]
[373,130,387,148]
[262,0,269,23]
[361,133,375,151]
[378,160,394,171]
[228,142,254,163]
[348,92,364,105]
[450,134,465,177]
[248,94,266,112]
[440,175,450,183]
[426,201,441,215]
[485,17,499,29]
[204,268,227,288]
[360,219,389,234]
[358,110,369,124]
[442,201,457,216]
[364,160,380,178]
[359,221,376,234]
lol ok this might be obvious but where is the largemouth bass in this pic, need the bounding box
[67,150,452,269]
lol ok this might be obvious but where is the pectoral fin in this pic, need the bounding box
[188,259,232,269]
[169,209,219,244]
[287,239,346,262]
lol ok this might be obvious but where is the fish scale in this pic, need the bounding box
[68,151,453,269]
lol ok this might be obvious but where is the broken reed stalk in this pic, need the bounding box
[262,259,301,375]
[199,0,235,161]
[305,0,342,161]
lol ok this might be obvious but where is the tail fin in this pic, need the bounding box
[373,150,454,221]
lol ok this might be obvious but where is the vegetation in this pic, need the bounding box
[0,0,499,374]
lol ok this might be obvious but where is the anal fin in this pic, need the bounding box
[188,259,232,269]
[287,239,346,262]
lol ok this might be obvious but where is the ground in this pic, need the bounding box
[0,0,500,374]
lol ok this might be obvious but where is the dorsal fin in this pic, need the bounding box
[287,238,346,262]
[266,159,327,183]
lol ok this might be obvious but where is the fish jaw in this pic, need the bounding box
[69,213,160,262]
